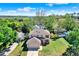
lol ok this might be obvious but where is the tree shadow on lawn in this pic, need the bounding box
[21,39,39,51]
[22,40,28,51]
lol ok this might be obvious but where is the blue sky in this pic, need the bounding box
[0,3,79,16]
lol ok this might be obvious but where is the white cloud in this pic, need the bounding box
[7,10,16,13]
[73,6,77,9]
[0,7,36,16]
[0,9,36,16]
[2,13,35,16]
[46,9,68,16]
[46,3,68,7]
[46,10,55,16]
[54,3,69,4]
[61,10,65,12]
[46,3,54,7]
[17,7,35,12]
[50,10,54,12]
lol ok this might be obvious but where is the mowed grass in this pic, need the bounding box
[39,38,70,56]
[8,41,27,56]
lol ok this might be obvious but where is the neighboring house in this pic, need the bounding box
[28,25,50,45]
[72,13,79,20]
[17,31,25,41]
[54,28,66,34]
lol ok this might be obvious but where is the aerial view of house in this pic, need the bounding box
[0,3,79,56]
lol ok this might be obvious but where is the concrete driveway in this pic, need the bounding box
[27,46,42,56]
[27,51,38,56]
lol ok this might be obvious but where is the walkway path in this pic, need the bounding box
[4,42,18,56]
[27,46,42,56]
[27,51,38,56]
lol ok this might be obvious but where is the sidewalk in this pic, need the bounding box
[4,42,18,56]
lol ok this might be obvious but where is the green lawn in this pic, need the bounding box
[0,42,3,45]
[39,38,70,56]
[8,38,70,56]
[8,41,27,56]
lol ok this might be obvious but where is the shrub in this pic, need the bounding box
[63,28,79,56]
[0,24,17,51]
[50,33,59,40]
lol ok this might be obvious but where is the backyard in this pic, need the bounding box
[39,38,70,56]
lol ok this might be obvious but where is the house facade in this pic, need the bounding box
[26,37,41,50]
